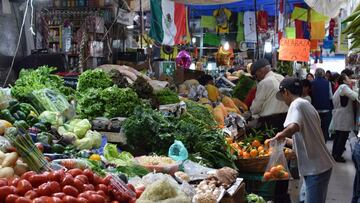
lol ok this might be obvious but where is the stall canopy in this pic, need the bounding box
[188,0,306,16]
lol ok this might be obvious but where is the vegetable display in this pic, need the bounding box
[76,88,104,119]
[232,74,256,101]
[76,69,113,92]
[155,89,180,105]
[11,66,73,101]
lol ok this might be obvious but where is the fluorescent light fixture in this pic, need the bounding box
[192,37,196,44]
[127,25,134,29]
[223,41,230,51]
[264,41,272,53]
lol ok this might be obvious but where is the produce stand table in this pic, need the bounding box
[220,178,246,203]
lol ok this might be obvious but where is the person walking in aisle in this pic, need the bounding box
[331,74,359,162]
[311,68,333,142]
[272,77,335,203]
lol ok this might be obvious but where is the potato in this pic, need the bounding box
[14,163,28,176]
[0,151,5,164]
[2,152,18,167]
[0,167,14,178]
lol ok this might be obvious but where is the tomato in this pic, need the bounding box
[92,174,102,186]
[0,186,16,200]
[95,184,107,194]
[110,201,120,203]
[62,185,79,197]
[0,178,8,187]
[5,194,19,203]
[67,169,83,177]
[38,182,53,196]
[14,197,32,203]
[35,143,44,153]
[73,178,85,192]
[96,190,106,198]
[16,179,32,196]
[76,197,89,203]
[83,169,94,183]
[24,190,38,199]
[135,189,143,198]
[49,181,61,194]
[61,174,75,187]
[51,197,62,203]
[53,170,65,182]
[9,178,20,187]
[84,184,95,191]
[52,192,66,199]
[32,196,53,203]
[28,174,48,187]
[75,175,89,184]
[88,194,105,203]
[62,195,78,203]
[20,171,36,181]
[101,175,112,185]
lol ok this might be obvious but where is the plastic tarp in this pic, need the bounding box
[304,0,347,18]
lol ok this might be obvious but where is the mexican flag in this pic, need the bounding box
[149,0,187,45]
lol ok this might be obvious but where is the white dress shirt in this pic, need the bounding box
[250,71,288,117]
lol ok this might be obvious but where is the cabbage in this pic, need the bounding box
[38,111,64,127]
[74,137,93,150]
[85,130,102,148]
[69,119,91,139]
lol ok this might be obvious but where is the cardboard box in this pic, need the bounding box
[220,179,246,203]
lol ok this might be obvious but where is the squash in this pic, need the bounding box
[206,84,220,102]
[0,120,13,135]
[232,98,248,112]
[222,96,240,114]
[213,106,225,128]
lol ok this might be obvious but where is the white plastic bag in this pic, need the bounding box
[263,140,291,181]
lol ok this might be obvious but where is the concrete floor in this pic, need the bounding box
[288,139,356,203]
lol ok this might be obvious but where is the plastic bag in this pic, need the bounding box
[262,140,291,181]
[168,140,188,161]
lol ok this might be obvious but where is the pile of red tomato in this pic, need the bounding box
[0,168,142,203]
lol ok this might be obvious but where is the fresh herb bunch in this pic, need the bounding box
[108,69,129,88]
[11,66,71,101]
[101,86,140,118]
[155,88,180,105]
[132,76,154,99]
[76,88,105,119]
[77,69,113,92]
[122,106,173,155]
[183,100,217,128]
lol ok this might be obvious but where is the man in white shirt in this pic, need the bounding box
[273,77,335,203]
[250,59,288,132]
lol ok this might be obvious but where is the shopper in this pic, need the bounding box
[273,77,335,203]
[331,74,359,162]
[352,141,360,203]
[301,79,311,103]
[306,73,314,81]
[326,70,332,80]
[311,68,333,142]
[250,58,288,131]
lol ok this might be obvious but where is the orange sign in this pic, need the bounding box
[279,39,311,62]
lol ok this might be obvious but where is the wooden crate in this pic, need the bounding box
[221,180,246,203]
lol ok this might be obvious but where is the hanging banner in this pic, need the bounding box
[117,9,135,26]
[279,39,311,62]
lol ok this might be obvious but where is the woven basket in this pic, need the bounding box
[236,152,296,173]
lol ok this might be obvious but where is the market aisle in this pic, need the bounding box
[326,140,355,203]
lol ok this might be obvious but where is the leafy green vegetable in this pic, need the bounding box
[69,119,92,139]
[38,111,64,127]
[183,100,217,128]
[232,75,256,101]
[100,86,140,118]
[155,89,180,105]
[132,76,154,99]
[246,193,266,203]
[104,143,149,177]
[11,66,72,101]
[108,69,129,88]
[77,69,113,92]
[76,88,104,119]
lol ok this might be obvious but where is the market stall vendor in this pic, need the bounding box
[250,59,288,132]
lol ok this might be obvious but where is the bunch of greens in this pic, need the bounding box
[77,69,113,92]
[11,66,73,101]
[232,75,256,101]
[108,69,129,88]
[104,143,149,177]
[101,86,140,118]
[132,76,154,99]
[155,88,180,105]
[183,100,217,128]
[122,106,236,168]
[122,106,173,155]
[277,61,293,76]
[76,88,104,119]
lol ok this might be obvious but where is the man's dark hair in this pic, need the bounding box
[337,73,348,85]
[341,69,354,77]
[301,79,311,88]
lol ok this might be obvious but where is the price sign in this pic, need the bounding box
[279,39,311,62]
